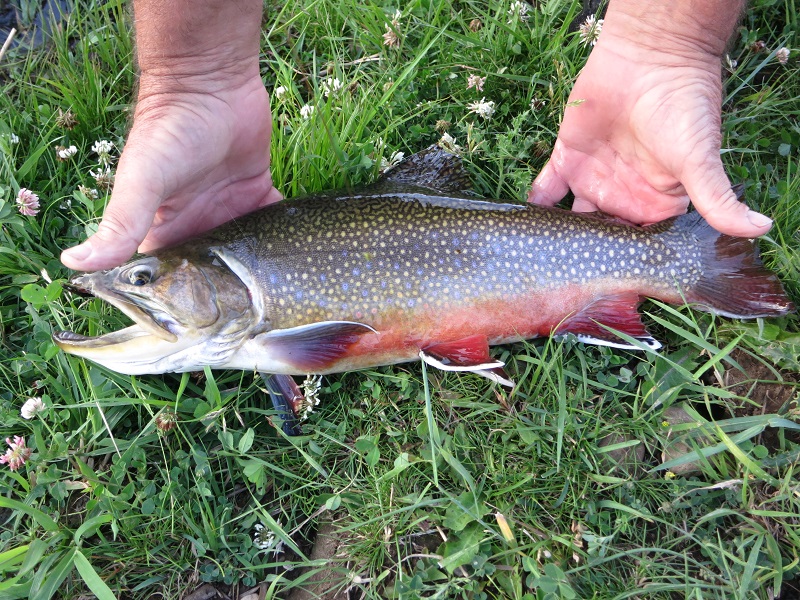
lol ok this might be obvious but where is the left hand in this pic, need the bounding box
[528,27,773,238]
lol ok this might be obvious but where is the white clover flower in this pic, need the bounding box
[91,139,115,167]
[300,104,315,120]
[579,15,603,47]
[530,96,547,110]
[8,133,19,144]
[300,374,323,421]
[466,74,486,92]
[92,139,113,155]
[274,85,288,98]
[380,150,405,172]
[438,132,463,154]
[321,77,343,98]
[254,523,284,555]
[383,24,399,47]
[507,1,530,23]
[16,188,40,216]
[776,47,790,65]
[55,108,79,129]
[90,166,115,191]
[383,10,402,47]
[78,185,99,200]
[55,145,78,160]
[59,197,72,210]
[467,97,496,120]
[20,397,45,420]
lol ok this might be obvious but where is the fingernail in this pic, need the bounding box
[62,243,92,263]
[746,210,772,229]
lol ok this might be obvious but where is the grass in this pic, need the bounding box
[0,0,799,598]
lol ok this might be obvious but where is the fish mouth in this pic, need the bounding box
[53,325,161,350]
[53,277,178,353]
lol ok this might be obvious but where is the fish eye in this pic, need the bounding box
[127,266,153,286]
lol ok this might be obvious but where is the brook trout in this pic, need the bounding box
[54,146,793,388]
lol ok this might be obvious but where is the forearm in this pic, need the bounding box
[132,0,263,93]
[602,0,745,61]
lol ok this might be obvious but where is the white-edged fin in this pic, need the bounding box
[419,350,504,372]
[260,372,303,436]
[568,334,662,351]
[258,321,378,372]
[263,320,378,339]
[474,368,516,388]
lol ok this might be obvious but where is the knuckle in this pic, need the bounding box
[94,209,143,245]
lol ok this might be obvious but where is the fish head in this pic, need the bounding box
[53,250,256,375]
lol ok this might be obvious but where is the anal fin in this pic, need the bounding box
[555,292,660,350]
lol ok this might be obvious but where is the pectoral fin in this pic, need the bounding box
[260,373,303,436]
[257,321,377,373]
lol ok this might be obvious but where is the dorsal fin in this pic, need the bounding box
[380,145,473,194]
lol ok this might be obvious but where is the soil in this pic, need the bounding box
[725,348,800,448]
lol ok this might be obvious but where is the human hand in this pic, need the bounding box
[529,12,773,238]
[61,73,282,271]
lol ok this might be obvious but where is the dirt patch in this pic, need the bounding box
[287,518,348,600]
[725,348,800,448]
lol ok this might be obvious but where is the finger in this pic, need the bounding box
[528,160,570,206]
[571,197,598,213]
[61,167,163,271]
[683,162,772,238]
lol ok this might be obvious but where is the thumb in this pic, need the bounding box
[683,162,772,238]
[528,159,570,207]
[61,174,161,271]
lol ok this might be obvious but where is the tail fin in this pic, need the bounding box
[671,212,794,318]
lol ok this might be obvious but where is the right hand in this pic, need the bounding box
[61,73,282,271]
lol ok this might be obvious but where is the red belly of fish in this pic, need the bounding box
[319,280,672,373]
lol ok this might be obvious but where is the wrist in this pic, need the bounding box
[133,0,262,97]
[600,0,744,65]
[137,53,260,100]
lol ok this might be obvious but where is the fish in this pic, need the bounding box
[53,146,794,392]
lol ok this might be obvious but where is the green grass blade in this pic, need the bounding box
[0,498,59,532]
[72,550,117,600]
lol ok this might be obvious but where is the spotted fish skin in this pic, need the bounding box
[216,194,683,331]
[54,147,794,379]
